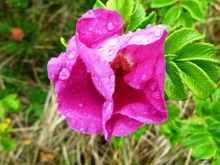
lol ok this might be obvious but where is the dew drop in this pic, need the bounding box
[109,74,115,82]
[133,78,137,82]
[59,68,70,80]
[110,86,115,92]
[149,81,158,91]
[88,27,93,31]
[129,121,134,125]
[67,50,77,59]
[135,36,141,42]
[78,103,84,108]
[158,24,164,29]
[154,30,161,37]
[141,73,147,80]
[80,127,84,132]
[152,91,161,100]
[106,102,113,112]
[107,22,114,30]
[98,47,104,52]
[109,37,119,47]
[108,49,115,56]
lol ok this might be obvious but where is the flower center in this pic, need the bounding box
[110,53,136,88]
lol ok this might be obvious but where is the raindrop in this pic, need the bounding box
[154,30,161,37]
[106,102,113,112]
[98,47,104,52]
[135,36,141,42]
[67,50,77,59]
[109,49,115,56]
[80,127,84,132]
[88,27,93,31]
[107,22,114,30]
[127,31,132,36]
[158,24,164,29]
[129,121,134,125]
[59,68,70,80]
[149,81,157,91]
[133,78,137,82]
[109,74,115,82]
[152,91,161,100]
[109,37,119,47]
[141,73,147,80]
[78,103,84,108]
[110,86,115,92]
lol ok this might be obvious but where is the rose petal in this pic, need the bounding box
[76,8,124,47]
[102,25,168,140]
[57,58,105,134]
[76,38,115,100]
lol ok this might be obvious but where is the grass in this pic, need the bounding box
[0,0,220,164]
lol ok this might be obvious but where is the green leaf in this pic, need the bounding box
[126,1,145,32]
[192,61,220,83]
[93,0,106,9]
[165,28,204,54]
[181,119,206,134]
[0,136,17,152]
[181,0,206,23]
[193,96,211,117]
[211,89,220,120]
[165,54,177,61]
[178,12,194,28]
[213,151,220,165]
[176,61,217,99]
[0,94,21,113]
[176,43,218,63]
[163,6,182,25]
[183,132,211,148]
[60,37,67,47]
[118,0,134,21]
[192,143,217,159]
[150,0,178,8]
[165,61,188,100]
[135,11,157,29]
[166,104,180,120]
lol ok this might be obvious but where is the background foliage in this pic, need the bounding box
[0,0,220,164]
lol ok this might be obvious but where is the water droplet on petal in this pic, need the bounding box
[67,50,77,60]
[109,74,115,82]
[127,31,132,36]
[107,22,114,30]
[135,36,141,42]
[78,103,84,108]
[133,78,137,82]
[158,24,164,29]
[88,27,93,31]
[141,73,147,80]
[152,91,161,99]
[109,49,115,56]
[80,127,84,132]
[129,121,134,125]
[98,30,102,34]
[106,102,113,112]
[98,47,104,52]
[154,30,161,37]
[59,68,70,80]
[110,86,115,92]
[109,37,120,47]
[149,81,158,91]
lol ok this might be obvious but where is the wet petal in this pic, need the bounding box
[76,37,115,100]
[57,58,105,134]
[76,8,124,47]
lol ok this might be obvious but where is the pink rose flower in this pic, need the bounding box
[48,8,168,141]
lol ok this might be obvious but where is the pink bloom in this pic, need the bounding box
[48,8,168,141]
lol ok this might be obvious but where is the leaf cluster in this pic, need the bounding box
[150,0,214,27]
